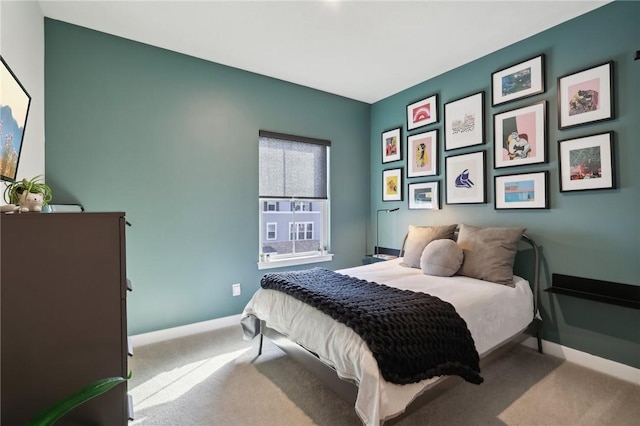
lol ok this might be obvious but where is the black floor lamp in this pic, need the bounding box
[375,208,399,258]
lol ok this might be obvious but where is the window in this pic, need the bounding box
[266,223,277,240]
[264,201,278,212]
[289,222,313,240]
[292,201,310,212]
[259,130,330,267]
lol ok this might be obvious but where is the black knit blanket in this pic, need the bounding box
[261,268,483,385]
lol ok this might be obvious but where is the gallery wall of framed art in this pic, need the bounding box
[376,46,621,213]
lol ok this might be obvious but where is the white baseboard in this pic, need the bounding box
[130,314,242,348]
[130,316,638,386]
[522,337,640,385]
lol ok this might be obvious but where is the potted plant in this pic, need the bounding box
[27,376,128,426]
[3,175,52,212]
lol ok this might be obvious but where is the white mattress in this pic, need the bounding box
[241,258,534,425]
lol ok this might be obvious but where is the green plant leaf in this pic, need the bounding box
[26,376,127,426]
[3,175,53,205]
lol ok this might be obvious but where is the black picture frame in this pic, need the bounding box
[558,132,615,192]
[408,181,440,210]
[493,100,547,169]
[0,55,32,182]
[494,171,549,210]
[382,167,403,201]
[557,61,614,130]
[445,151,486,205]
[406,94,438,131]
[407,129,438,178]
[381,127,402,163]
[491,54,545,106]
[444,91,484,151]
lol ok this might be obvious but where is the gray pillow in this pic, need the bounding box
[456,224,526,286]
[420,239,464,277]
[402,224,457,268]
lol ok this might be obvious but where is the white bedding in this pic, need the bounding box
[241,258,534,425]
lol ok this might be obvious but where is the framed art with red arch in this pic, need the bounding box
[406,94,438,131]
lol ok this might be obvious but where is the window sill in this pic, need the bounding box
[257,253,333,270]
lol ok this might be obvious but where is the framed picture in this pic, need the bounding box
[382,168,403,201]
[494,101,546,169]
[0,55,32,182]
[445,151,486,205]
[381,127,401,163]
[558,132,615,192]
[406,94,438,130]
[495,171,549,210]
[558,61,613,130]
[492,54,544,106]
[444,91,484,151]
[407,130,438,178]
[408,181,440,210]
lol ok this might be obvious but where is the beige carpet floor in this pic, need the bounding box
[128,325,640,425]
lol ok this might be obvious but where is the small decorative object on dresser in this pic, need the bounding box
[3,175,52,212]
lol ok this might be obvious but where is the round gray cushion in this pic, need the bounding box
[420,239,464,277]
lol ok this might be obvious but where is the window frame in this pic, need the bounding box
[258,131,332,269]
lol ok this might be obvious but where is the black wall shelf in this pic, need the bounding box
[547,273,640,310]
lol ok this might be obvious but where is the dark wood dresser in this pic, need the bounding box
[1,212,130,425]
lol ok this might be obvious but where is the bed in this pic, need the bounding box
[241,224,541,425]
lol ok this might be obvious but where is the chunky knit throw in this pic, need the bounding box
[261,267,483,385]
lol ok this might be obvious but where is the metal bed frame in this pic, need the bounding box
[251,233,542,424]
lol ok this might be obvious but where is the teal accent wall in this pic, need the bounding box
[45,2,639,369]
[44,19,370,335]
[371,1,639,368]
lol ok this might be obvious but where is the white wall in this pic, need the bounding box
[0,0,45,201]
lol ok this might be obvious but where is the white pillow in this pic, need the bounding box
[420,239,464,277]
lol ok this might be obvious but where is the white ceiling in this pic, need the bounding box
[38,0,610,104]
